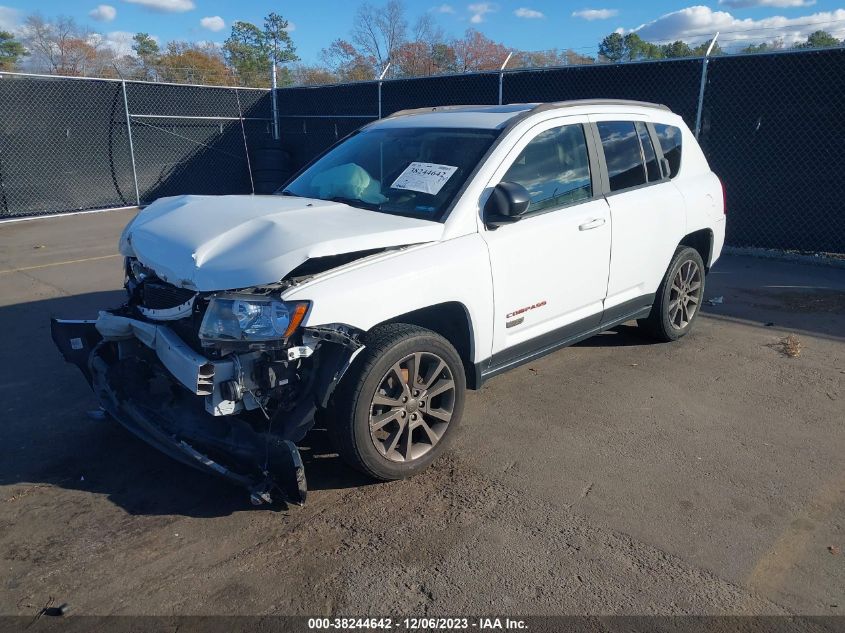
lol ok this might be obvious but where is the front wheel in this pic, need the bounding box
[638,246,706,342]
[329,324,466,481]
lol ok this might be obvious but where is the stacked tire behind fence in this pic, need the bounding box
[249,144,293,194]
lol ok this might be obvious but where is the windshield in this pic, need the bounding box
[280,126,500,221]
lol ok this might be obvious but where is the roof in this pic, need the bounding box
[370,100,671,130]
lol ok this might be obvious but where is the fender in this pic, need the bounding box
[282,234,494,365]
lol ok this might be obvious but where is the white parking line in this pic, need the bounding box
[0,253,121,275]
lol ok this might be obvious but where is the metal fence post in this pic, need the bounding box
[498,52,513,105]
[121,80,141,207]
[378,63,391,119]
[271,63,280,141]
[694,32,719,140]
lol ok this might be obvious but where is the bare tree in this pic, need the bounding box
[352,0,407,70]
[320,38,376,81]
[412,12,444,46]
[289,63,337,86]
[452,29,510,73]
[22,14,101,76]
[392,12,451,77]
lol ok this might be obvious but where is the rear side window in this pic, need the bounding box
[636,122,661,182]
[654,123,683,178]
[596,122,647,192]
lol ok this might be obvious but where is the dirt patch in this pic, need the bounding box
[769,334,803,358]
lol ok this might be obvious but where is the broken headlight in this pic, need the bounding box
[198,296,309,345]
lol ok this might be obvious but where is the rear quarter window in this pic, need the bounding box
[654,123,683,178]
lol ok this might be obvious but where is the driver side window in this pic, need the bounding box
[502,124,592,215]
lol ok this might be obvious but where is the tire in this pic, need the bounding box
[329,323,466,481]
[252,180,281,195]
[251,170,287,194]
[250,147,291,171]
[638,246,706,342]
[251,168,288,182]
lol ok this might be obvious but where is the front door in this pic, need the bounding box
[480,118,612,370]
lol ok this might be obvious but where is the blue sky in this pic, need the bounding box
[4,0,845,63]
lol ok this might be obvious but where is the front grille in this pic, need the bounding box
[142,281,197,310]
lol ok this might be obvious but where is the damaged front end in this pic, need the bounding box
[51,258,363,506]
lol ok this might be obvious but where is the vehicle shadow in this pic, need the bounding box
[573,323,661,348]
[0,291,372,519]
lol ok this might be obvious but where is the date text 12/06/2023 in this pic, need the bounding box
[307,617,528,630]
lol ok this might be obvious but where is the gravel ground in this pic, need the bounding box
[0,209,842,617]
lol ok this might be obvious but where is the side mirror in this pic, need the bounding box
[484,181,531,228]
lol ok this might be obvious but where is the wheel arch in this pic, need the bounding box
[679,228,714,270]
[373,301,479,389]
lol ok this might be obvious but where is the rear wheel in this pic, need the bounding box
[638,246,705,342]
[330,324,465,481]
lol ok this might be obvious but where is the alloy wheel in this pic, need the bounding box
[368,352,456,463]
[668,259,702,330]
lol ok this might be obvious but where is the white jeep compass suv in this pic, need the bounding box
[53,100,726,505]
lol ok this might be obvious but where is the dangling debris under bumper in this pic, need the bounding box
[50,317,361,506]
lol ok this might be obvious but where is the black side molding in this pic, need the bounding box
[476,294,655,385]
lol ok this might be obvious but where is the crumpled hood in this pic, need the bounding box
[120,195,444,291]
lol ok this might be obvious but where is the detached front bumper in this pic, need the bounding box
[51,318,308,505]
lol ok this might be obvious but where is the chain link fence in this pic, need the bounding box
[276,47,844,254]
[697,49,845,253]
[0,72,274,218]
[1,48,843,253]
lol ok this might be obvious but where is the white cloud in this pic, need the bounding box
[89,4,117,21]
[0,5,21,31]
[434,3,455,13]
[515,7,544,18]
[200,15,225,32]
[286,20,296,32]
[629,5,845,46]
[719,0,815,7]
[122,0,195,13]
[468,2,496,23]
[88,30,135,56]
[572,8,619,20]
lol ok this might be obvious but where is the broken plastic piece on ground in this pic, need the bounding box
[250,481,274,506]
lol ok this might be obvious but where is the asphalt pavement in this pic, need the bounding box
[1,209,842,616]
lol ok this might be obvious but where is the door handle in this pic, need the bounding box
[578,218,606,231]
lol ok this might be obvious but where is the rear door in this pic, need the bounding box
[589,117,686,319]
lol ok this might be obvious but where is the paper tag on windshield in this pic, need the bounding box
[390,162,458,196]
